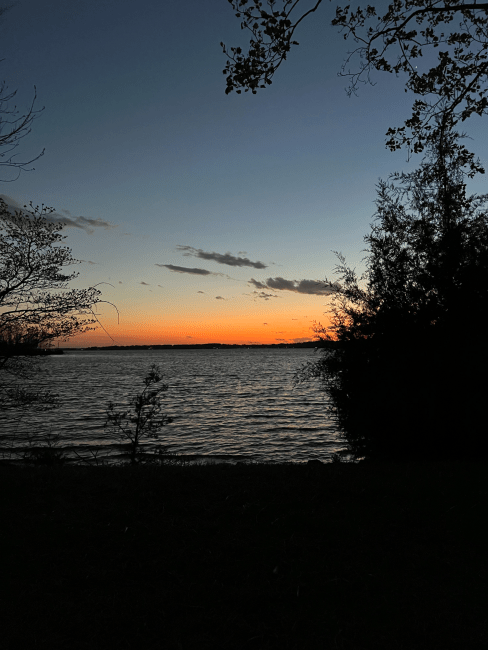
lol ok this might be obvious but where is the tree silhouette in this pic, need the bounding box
[0,199,113,410]
[222,1,488,167]
[297,117,488,460]
[0,200,104,355]
[105,365,172,465]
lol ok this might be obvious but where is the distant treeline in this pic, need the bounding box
[0,344,64,356]
[77,341,339,351]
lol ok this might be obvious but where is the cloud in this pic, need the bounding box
[140,281,150,286]
[177,245,267,269]
[156,264,215,276]
[252,290,279,301]
[215,296,226,300]
[248,278,268,290]
[249,277,335,295]
[118,281,123,284]
[63,215,117,233]
[197,290,205,294]
[0,195,117,234]
[263,322,268,325]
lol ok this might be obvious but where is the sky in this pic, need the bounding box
[1,0,487,347]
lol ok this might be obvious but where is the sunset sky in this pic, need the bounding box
[1,0,487,346]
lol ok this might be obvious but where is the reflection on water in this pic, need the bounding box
[1,348,345,464]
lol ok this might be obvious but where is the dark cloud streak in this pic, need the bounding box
[249,277,336,296]
[156,264,215,276]
[177,245,267,269]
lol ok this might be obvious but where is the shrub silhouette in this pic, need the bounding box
[299,119,488,461]
[22,433,67,466]
[105,364,172,465]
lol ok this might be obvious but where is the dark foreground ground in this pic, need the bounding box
[1,460,487,649]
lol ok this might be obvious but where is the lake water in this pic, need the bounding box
[1,348,347,464]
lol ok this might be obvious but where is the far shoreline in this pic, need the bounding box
[63,340,340,351]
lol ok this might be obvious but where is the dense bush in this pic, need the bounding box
[299,122,488,460]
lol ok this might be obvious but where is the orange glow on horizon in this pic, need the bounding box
[58,289,334,348]
[62,314,332,348]
[63,326,318,348]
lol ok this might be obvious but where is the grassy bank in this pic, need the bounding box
[1,460,487,649]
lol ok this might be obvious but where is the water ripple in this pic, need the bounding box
[1,348,346,463]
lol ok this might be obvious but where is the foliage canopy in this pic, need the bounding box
[222,0,488,166]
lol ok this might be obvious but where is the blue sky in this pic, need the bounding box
[1,0,487,345]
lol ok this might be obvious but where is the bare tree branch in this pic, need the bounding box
[0,3,45,181]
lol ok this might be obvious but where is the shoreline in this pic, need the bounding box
[3,460,487,648]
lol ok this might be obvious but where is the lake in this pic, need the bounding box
[1,348,347,464]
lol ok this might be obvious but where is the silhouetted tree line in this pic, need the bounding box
[297,116,488,461]
[84,341,336,350]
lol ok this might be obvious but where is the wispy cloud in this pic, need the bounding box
[177,245,267,269]
[215,296,227,300]
[0,195,117,234]
[197,290,205,294]
[140,281,150,286]
[249,277,335,295]
[251,290,279,301]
